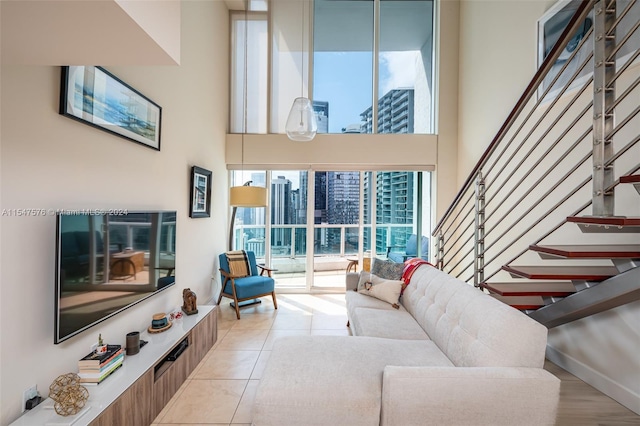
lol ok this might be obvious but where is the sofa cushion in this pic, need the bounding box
[357,274,403,307]
[346,291,406,328]
[352,307,429,340]
[253,336,453,426]
[401,265,548,368]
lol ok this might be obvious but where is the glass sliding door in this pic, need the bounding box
[375,171,431,262]
[230,169,432,292]
[312,171,360,289]
[269,170,308,289]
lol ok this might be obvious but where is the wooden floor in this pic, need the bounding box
[545,361,640,425]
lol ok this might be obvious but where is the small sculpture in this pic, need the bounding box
[182,288,198,315]
[49,373,89,416]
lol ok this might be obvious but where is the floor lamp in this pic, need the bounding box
[228,180,267,308]
[228,180,267,251]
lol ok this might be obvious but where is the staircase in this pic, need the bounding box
[481,175,640,327]
[432,0,640,329]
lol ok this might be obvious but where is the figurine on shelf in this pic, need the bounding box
[182,288,198,315]
[96,334,107,354]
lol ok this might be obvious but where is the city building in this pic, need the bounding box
[360,89,415,134]
[362,171,415,254]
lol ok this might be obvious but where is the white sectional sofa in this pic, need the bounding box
[253,264,560,426]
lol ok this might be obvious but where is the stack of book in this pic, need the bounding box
[78,344,124,384]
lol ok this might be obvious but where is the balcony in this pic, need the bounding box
[231,223,415,288]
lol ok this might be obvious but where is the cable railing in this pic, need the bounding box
[433,0,639,285]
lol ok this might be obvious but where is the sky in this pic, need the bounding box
[314,51,419,133]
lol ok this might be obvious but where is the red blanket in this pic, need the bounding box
[401,258,433,294]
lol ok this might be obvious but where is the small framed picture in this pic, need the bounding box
[190,166,212,218]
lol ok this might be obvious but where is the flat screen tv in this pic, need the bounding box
[55,210,176,344]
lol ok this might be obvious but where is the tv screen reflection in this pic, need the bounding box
[56,211,176,341]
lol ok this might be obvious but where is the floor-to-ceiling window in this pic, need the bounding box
[230,169,431,291]
[269,170,308,288]
[313,0,435,134]
[312,171,361,289]
[230,0,436,136]
[313,0,374,134]
[227,1,435,292]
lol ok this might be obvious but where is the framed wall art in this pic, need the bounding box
[537,0,594,100]
[537,0,639,101]
[190,166,212,218]
[59,66,162,150]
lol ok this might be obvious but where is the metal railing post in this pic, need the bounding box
[474,172,486,287]
[436,231,444,270]
[592,0,616,216]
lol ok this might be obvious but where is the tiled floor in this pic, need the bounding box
[151,294,350,426]
[152,293,640,426]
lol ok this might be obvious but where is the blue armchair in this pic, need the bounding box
[387,234,429,263]
[218,250,277,319]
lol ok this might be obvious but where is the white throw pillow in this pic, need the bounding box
[357,273,403,308]
[357,271,372,292]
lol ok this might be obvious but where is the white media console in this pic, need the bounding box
[11,305,217,426]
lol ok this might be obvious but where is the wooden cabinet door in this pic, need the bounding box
[89,370,153,426]
[152,345,192,418]
[188,306,217,369]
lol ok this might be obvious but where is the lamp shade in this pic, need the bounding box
[230,185,267,207]
[285,97,317,142]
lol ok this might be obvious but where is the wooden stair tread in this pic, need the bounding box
[530,244,640,258]
[490,294,545,310]
[567,216,640,226]
[481,282,576,296]
[620,174,640,184]
[502,265,619,281]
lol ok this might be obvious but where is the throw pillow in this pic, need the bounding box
[225,250,251,278]
[357,271,372,292]
[357,273,403,308]
[371,258,404,281]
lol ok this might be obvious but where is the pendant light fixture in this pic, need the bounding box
[229,2,267,251]
[285,0,317,142]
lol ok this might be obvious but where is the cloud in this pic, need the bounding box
[379,51,419,96]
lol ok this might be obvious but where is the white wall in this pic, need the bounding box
[456,0,640,414]
[457,0,549,184]
[0,2,229,424]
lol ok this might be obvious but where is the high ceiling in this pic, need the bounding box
[1,0,181,66]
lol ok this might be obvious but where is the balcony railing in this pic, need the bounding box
[232,223,414,261]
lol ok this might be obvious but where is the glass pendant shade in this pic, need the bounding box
[285,97,318,142]
[230,185,267,207]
